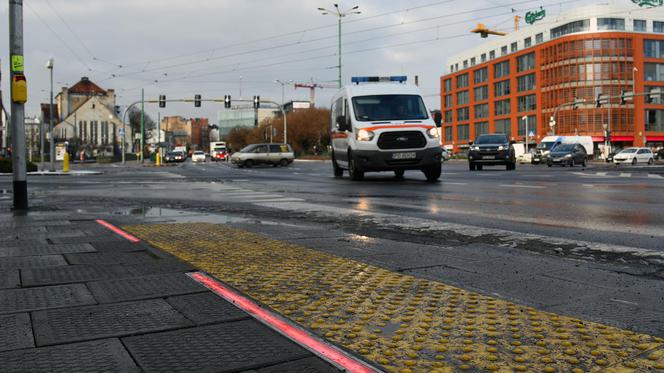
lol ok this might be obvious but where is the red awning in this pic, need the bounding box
[647,136,664,142]
[592,136,604,142]
[611,136,634,142]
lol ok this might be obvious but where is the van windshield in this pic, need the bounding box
[352,95,428,121]
[537,141,556,150]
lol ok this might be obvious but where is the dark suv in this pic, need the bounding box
[468,134,516,171]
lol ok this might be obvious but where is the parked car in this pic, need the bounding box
[231,143,294,168]
[613,147,655,165]
[441,148,451,162]
[547,143,587,167]
[468,133,516,171]
[518,151,533,164]
[164,151,185,163]
[191,150,206,163]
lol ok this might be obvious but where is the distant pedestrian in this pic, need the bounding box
[79,151,85,164]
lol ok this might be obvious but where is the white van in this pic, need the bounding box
[533,136,593,164]
[330,76,442,181]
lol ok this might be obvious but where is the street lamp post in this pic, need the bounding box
[521,115,529,152]
[318,4,361,88]
[46,58,55,172]
[274,79,293,107]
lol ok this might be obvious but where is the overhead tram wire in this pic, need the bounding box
[107,0,578,83]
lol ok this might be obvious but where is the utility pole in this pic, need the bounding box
[319,4,361,88]
[47,58,54,172]
[157,111,160,157]
[9,0,28,210]
[140,88,144,163]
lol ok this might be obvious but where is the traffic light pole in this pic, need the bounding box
[9,0,28,210]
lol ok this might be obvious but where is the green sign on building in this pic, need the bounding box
[632,0,664,7]
[525,8,546,25]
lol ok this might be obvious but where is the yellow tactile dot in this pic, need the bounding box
[126,223,664,373]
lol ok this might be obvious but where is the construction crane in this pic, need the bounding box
[471,23,507,38]
[294,82,337,107]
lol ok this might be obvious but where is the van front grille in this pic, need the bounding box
[377,131,426,150]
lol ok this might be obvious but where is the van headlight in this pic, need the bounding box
[426,127,439,139]
[471,146,480,151]
[356,129,375,141]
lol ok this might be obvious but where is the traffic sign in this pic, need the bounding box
[119,128,125,135]
[528,130,535,138]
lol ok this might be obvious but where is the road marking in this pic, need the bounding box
[610,298,639,306]
[648,174,663,179]
[443,182,468,186]
[620,173,632,178]
[597,172,607,176]
[498,184,545,189]
[582,184,594,188]
[95,219,140,243]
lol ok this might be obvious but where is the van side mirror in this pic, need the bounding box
[433,112,442,127]
[336,115,348,131]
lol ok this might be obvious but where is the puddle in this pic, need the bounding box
[109,206,279,225]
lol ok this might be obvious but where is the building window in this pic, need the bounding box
[455,63,459,71]
[481,53,487,62]
[501,45,508,56]
[457,107,469,122]
[444,95,453,109]
[517,73,536,92]
[457,124,469,141]
[495,99,511,116]
[489,50,496,60]
[634,19,647,32]
[518,94,537,112]
[474,85,489,101]
[644,63,664,81]
[494,118,511,137]
[646,86,664,104]
[456,90,469,105]
[597,18,625,31]
[646,109,664,131]
[494,80,511,96]
[517,52,535,72]
[511,42,518,53]
[444,110,453,123]
[474,121,489,136]
[474,103,489,119]
[470,57,476,66]
[655,21,664,33]
[518,115,537,136]
[644,40,664,58]
[494,60,510,78]
[474,67,488,83]
[444,126,453,142]
[535,33,543,44]
[463,60,469,69]
[450,65,454,73]
[550,19,590,39]
[524,37,532,48]
[444,78,452,92]
[456,73,469,88]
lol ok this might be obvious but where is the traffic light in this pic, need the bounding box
[114,105,121,115]
[253,96,260,109]
[159,95,166,108]
[595,93,603,108]
[224,95,231,109]
[194,94,201,107]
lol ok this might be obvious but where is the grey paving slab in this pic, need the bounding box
[21,265,133,287]
[0,238,48,247]
[90,240,152,252]
[65,251,160,265]
[0,226,47,234]
[0,243,96,257]
[32,298,193,346]
[49,234,125,244]
[25,230,87,239]
[88,272,206,303]
[166,292,249,325]
[0,255,67,270]
[0,270,20,289]
[0,283,96,314]
[0,313,34,352]
[0,338,139,372]
[256,357,341,373]
[123,320,310,373]
[123,261,196,276]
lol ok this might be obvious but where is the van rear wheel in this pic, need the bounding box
[279,159,289,167]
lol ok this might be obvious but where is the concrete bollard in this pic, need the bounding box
[63,152,70,173]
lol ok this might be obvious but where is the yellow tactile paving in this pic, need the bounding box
[126,223,664,372]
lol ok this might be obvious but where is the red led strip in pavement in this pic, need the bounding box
[95,219,141,243]
[188,271,382,373]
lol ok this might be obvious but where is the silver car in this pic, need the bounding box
[231,143,294,168]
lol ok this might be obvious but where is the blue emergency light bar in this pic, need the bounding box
[351,76,408,84]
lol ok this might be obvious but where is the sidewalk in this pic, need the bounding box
[0,204,341,372]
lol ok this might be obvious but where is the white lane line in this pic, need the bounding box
[648,174,663,179]
[498,184,545,189]
[443,182,469,186]
[582,184,594,188]
[619,173,631,178]
[230,179,250,182]
[597,172,607,176]
[610,298,639,306]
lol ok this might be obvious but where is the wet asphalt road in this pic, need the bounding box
[2,158,663,336]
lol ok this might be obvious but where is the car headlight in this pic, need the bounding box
[356,129,375,141]
[564,154,572,158]
[471,146,480,151]
[498,145,505,151]
[426,127,439,139]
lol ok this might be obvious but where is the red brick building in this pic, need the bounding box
[440,4,664,154]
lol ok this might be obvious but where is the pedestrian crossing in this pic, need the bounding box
[572,171,663,179]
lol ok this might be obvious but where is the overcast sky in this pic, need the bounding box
[1,0,607,122]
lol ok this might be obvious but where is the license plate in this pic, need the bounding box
[483,155,495,160]
[392,152,416,160]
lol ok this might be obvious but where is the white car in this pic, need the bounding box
[441,148,451,161]
[613,147,655,165]
[191,150,206,163]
